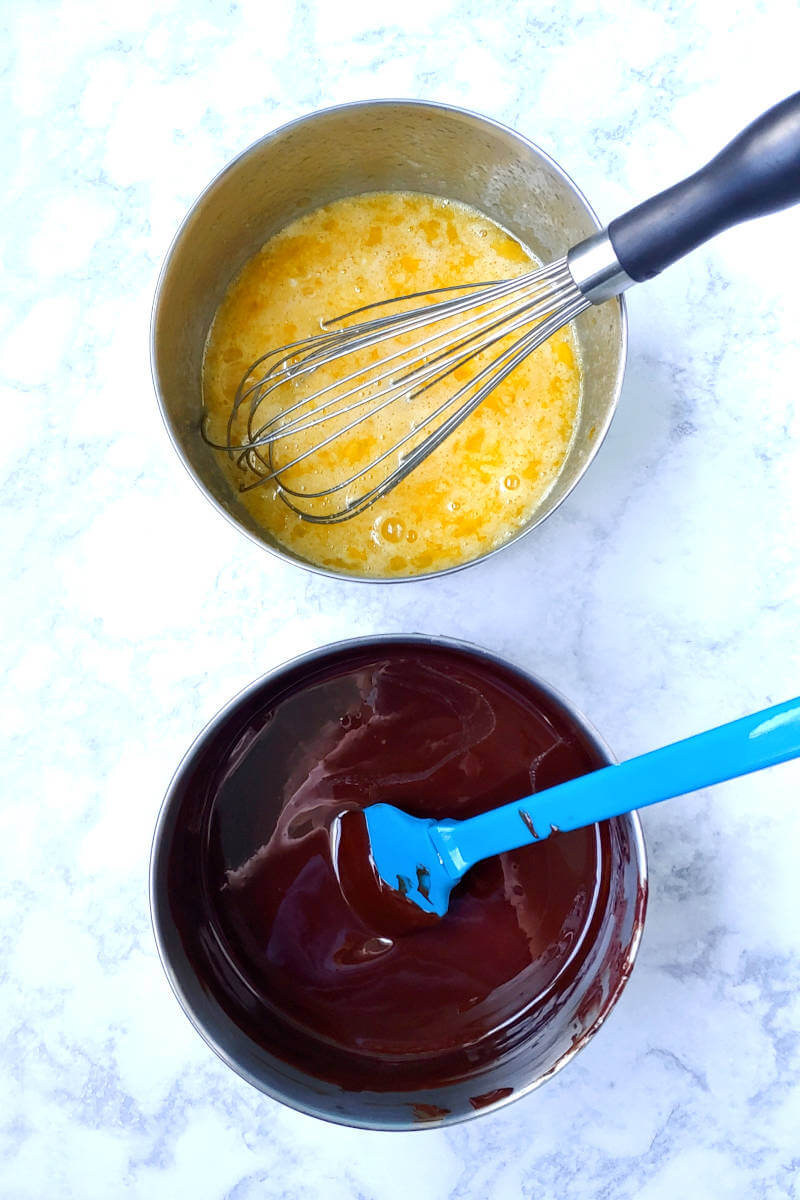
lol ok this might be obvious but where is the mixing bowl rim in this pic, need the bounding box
[150,97,629,584]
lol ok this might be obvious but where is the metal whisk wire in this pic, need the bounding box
[203,257,589,523]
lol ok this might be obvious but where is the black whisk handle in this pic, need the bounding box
[607,91,800,283]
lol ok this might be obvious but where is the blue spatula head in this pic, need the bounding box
[363,803,458,918]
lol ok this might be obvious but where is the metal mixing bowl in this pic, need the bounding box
[150,635,647,1129]
[151,100,627,582]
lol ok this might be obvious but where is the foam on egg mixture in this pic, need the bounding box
[202,192,581,577]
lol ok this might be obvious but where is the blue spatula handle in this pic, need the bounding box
[431,696,800,876]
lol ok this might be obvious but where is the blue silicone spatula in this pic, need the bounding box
[363,695,800,919]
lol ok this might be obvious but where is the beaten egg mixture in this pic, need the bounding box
[202,192,581,577]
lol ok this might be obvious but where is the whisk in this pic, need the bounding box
[208,92,800,523]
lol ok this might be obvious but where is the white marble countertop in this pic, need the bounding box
[3,0,800,1195]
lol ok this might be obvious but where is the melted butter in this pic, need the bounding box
[202,192,581,577]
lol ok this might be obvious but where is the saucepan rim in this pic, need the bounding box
[149,633,648,1130]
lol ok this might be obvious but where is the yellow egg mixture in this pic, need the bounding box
[202,192,581,577]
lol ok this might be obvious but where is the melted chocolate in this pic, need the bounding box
[166,642,612,1091]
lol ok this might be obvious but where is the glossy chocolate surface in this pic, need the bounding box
[163,642,625,1093]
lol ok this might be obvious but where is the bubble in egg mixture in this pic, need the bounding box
[380,517,405,543]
